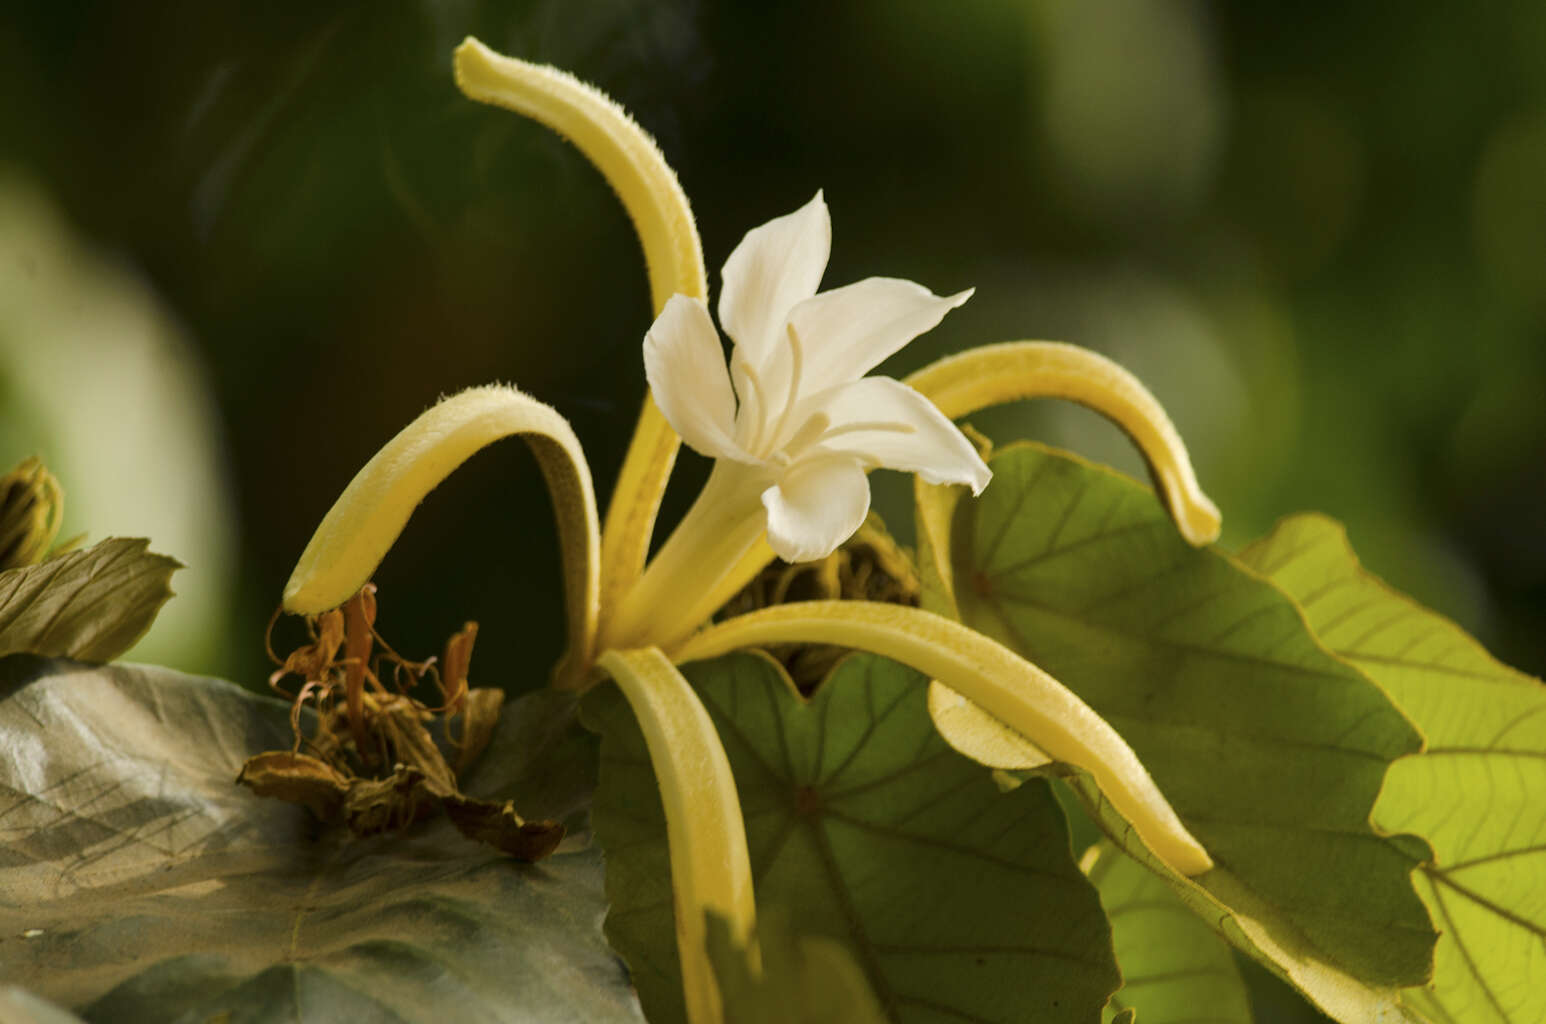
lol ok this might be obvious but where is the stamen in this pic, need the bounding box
[735,356,772,456]
[780,410,832,460]
[765,324,807,453]
[783,418,916,461]
[817,420,918,443]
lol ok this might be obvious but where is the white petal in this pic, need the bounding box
[761,457,870,563]
[718,192,830,371]
[787,278,972,390]
[806,377,991,493]
[644,294,746,461]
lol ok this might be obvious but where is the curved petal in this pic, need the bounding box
[761,457,869,563]
[674,601,1214,878]
[787,278,972,389]
[283,385,599,687]
[905,341,1221,545]
[645,295,746,462]
[718,193,830,372]
[803,377,991,493]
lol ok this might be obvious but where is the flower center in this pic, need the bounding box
[734,323,807,459]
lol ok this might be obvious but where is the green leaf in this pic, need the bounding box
[0,538,179,661]
[1240,513,1546,1024]
[585,650,1121,1024]
[705,908,890,1024]
[940,442,1435,1017]
[0,655,642,1024]
[1083,841,1251,1024]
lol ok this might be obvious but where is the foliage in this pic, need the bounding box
[0,538,178,663]
[0,656,636,1024]
[1084,839,1252,1023]
[1241,516,1546,1023]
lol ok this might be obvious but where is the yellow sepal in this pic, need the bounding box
[596,647,759,1024]
[675,600,1213,877]
[282,385,600,688]
[906,340,1221,546]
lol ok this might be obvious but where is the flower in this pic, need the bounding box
[643,192,991,563]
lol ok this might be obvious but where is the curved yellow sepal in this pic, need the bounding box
[597,647,759,1024]
[453,37,705,315]
[283,385,600,686]
[905,341,1221,546]
[914,458,1056,771]
[453,37,706,631]
[675,601,1214,877]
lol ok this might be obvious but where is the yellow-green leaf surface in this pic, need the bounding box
[0,656,641,1023]
[583,651,1121,1024]
[939,442,1435,1017]
[1240,514,1546,1024]
[1083,842,1251,1024]
[0,538,178,662]
[705,909,890,1024]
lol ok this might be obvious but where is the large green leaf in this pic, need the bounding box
[1240,514,1546,1024]
[584,650,1121,1024]
[0,538,179,661]
[935,442,1436,1019]
[1083,841,1251,1024]
[0,655,642,1024]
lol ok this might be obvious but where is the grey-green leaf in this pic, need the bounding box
[1085,841,1251,1024]
[1240,513,1546,1024]
[0,656,642,1024]
[584,650,1120,1024]
[0,989,87,1024]
[0,538,179,661]
[939,442,1436,1016]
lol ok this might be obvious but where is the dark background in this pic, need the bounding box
[2,4,1543,1016]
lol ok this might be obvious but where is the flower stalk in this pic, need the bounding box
[603,462,769,652]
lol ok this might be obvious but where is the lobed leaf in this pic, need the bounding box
[0,538,178,662]
[933,442,1436,1019]
[0,656,639,1024]
[585,650,1120,1024]
[1241,514,1546,1024]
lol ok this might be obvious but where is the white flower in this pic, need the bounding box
[643,193,991,562]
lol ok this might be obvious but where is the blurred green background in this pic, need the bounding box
[2,2,1543,1019]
